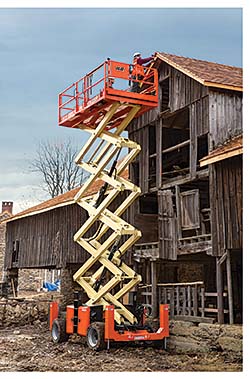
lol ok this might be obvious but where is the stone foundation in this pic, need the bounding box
[18,269,61,293]
[169,320,242,358]
[0,293,62,327]
[18,269,44,292]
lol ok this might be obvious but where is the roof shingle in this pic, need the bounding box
[7,168,129,222]
[157,52,242,90]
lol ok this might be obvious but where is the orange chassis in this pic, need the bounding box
[50,301,169,349]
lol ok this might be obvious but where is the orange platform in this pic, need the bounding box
[58,60,158,131]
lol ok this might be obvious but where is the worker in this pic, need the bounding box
[107,76,115,88]
[130,52,155,92]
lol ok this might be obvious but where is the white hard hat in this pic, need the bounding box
[133,52,141,57]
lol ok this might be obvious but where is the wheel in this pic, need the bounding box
[51,318,69,343]
[86,322,106,351]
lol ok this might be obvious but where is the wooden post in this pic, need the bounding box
[175,185,182,240]
[11,278,16,298]
[187,286,191,315]
[226,250,234,324]
[156,118,162,188]
[151,260,157,318]
[201,287,205,317]
[216,257,224,324]
[190,103,197,179]
[170,287,175,318]
[193,284,198,316]
[176,286,180,315]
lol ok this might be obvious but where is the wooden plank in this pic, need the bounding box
[156,118,162,188]
[226,250,234,324]
[157,281,204,287]
[162,139,190,154]
[182,287,186,315]
[205,292,228,297]
[201,308,229,314]
[170,287,175,318]
[176,286,180,315]
[187,285,191,316]
[216,257,224,324]
[11,278,16,298]
[200,147,243,166]
[175,185,182,240]
[190,103,197,178]
[200,287,205,317]
[151,260,157,318]
[173,315,215,324]
[193,284,198,316]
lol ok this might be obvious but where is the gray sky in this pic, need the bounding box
[0,7,242,213]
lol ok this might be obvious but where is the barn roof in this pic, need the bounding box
[200,135,243,167]
[6,168,129,223]
[156,52,242,91]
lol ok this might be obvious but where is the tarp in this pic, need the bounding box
[43,279,60,292]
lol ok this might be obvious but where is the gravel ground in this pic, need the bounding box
[0,322,242,372]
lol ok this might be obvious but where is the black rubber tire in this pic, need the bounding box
[51,318,69,343]
[86,322,106,351]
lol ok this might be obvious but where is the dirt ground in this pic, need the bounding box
[0,321,242,372]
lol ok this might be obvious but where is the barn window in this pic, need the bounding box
[12,240,19,264]
[139,194,158,214]
[180,189,200,230]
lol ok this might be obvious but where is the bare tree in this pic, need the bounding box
[31,139,88,198]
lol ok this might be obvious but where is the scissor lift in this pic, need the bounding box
[50,59,169,350]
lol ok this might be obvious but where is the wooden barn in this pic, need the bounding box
[3,170,132,304]
[128,53,242,323]
[3,52,242,324]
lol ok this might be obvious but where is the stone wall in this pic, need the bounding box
[18,269,44,292]
[0,218,8,281]
[0,299,49,327]
[18,268,61,293]
[169,320,242,358]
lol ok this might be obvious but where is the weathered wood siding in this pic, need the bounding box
[209,90,242,150]
[5,192,131,269]
[5,204,87,269]
[158,190,177,260]
[180,190,200,230]
[169,67,208,112]
[209,155,242,256]
[128,107,159,133]
[189,96,209,137]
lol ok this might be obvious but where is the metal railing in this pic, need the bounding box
[58,60,158,123]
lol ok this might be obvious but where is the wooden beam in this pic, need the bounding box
[157,281,203,287]
[173,315,215,324]
[162,139,190,155]
[218,251,228,265]
[161,168,209,189]
[204,81,242,92]
[151,260,157,318]
[190,103,197,179]
[226,250,234,324]
[216,257,224,324]
[175,185,182,240]
[156,118,162,188]
[200,147,243,167]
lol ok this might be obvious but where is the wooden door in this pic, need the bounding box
[158,190,177,260]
